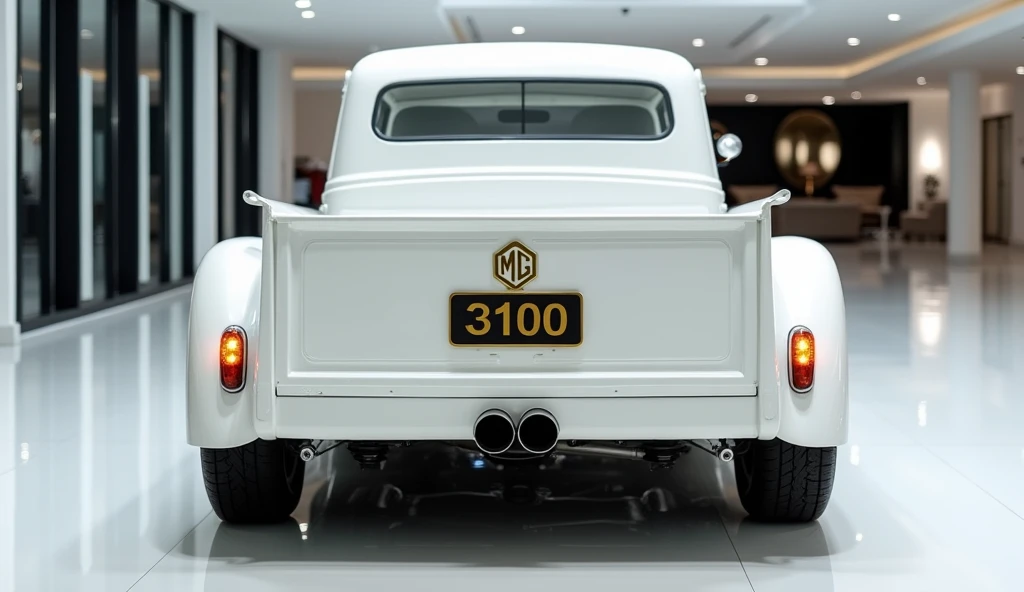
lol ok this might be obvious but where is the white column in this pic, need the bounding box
[0,8,17,589]
[80,73,94,301]
[947,70,983,261]
[1011,76,1024,247]
[258,50,295,202]
[168,12,184,280]
[193,11,219,268]
[0,0,20,345]
[138,76,151,284]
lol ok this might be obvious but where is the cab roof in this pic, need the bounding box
[349,42,696,87]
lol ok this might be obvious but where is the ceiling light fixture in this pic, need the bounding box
[888,13,901,22]
[822,95,836,105]
[847,37,860,46]
[512,26,526,35]
[301,9,315,18]
[80,29,94,39]
[917,76,927,85]
[295,0,311,8]
[745,93,758,103]
[754,57,768,66]
[1017,66,1024,75]
[851,91,862,100]
[692,38,705,47]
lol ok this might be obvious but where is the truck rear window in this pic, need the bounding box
[374,81,671,140]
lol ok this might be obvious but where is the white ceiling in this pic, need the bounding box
[172,0,1024,91]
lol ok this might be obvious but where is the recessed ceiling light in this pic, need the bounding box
[917,76,927,85]
[847,37,860,46]
[822,95,836,105]
[851,91,862,100]
[1017,66,1024,75]
[295,0,311,8]
[80,29,94,39]
[754,57,768,66]
[301,9,315,18]
[745,93,758,103]
[888,13,901,22]
[512,26,526,35]
[692,38,705,47]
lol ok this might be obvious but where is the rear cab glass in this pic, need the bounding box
[374,80,672,140]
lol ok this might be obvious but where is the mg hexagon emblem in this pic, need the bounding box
[493,240,537,290]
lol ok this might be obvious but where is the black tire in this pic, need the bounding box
[200,439,304,524]
[734,438,836,523]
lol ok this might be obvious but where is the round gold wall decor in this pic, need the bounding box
[774,109,841,196]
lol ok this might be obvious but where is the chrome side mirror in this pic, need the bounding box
[716,133,743,167]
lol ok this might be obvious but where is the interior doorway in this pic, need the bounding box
[982,115,1012,243]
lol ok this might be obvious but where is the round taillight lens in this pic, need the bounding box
[220,326,246,392]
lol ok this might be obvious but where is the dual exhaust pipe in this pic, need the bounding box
[473,408,559,455]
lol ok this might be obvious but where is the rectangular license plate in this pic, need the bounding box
[449,292,583,347]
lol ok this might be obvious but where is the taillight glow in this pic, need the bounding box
[789,326,814,392]
[220,326,246,392]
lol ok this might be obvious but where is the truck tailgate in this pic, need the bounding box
[267,213,764,398]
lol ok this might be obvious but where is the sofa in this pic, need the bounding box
[772,198,863,241]
[832,185,885,229]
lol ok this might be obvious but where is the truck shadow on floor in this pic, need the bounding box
[199,444,837,583]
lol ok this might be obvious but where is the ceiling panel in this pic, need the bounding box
[443,4,804,66]
[141,0,1024,91]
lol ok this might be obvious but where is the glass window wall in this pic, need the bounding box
[15,0,196,330]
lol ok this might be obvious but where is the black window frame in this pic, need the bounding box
[372,78,675,142]
[16,0,196,332]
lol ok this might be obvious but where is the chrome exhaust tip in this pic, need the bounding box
[473,409,516,455]
[516,408,560,454]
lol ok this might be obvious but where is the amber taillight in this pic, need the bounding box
[789,326,814,393]
[220,326,246,392]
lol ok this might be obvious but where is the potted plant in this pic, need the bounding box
[924,175,940,204]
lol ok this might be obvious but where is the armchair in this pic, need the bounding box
[900,200,947,241]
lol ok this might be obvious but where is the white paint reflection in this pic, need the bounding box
[849,445,860,466]
[80,333,94,573]
[910,271,948,358]
[918,401,928,427]
[918,312,943,349]
[856,533,863,542]
[19,443,28,463]
[139,314,152,536]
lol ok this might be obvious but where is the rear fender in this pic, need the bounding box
[186,237,262,448]
[771,236,849,448]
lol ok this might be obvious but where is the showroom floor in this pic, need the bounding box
[3,240,1024,592]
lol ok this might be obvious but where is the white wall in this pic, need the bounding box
[193,11,219,268]
[259,50,295,202]
[1012,78,1024,246]
[0,0,17,589]
[0,0,19,345]
[294,89,343,166]
[908,92,951,211]
[981,83,1013,118]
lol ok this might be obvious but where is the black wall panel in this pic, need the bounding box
[708,103,910,216]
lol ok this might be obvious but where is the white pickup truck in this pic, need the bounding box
[187,42,847,525]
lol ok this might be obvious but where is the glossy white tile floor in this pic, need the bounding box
[3,240,1024,592]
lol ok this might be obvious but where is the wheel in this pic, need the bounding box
[200,439,304,524]
[734,438,836,523]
